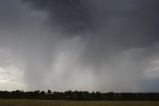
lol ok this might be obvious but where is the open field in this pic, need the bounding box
[0,99,159,106]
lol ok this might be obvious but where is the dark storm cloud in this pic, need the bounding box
[22,0,159,48]
[23,0,92,34]
[20,0,159,91]
[94,0,159,47]
[0,0,158,91]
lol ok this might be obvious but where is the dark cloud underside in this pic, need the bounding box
[21,0,159,91]
[23,0,92,34]
[0,0,159,91]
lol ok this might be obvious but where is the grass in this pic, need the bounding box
[0,99,159,106]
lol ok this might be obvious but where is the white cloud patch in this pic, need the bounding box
[0,49,26,90]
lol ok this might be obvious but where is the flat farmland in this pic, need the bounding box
[0,99,159,106]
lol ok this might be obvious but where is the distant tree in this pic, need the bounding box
[0,90,159,101]
[47,90,52,94]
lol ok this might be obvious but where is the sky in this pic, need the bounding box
[0,0,159,92]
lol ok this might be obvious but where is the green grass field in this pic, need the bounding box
[0,99,159,106]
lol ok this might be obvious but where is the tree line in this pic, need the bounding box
[0,90,159,101]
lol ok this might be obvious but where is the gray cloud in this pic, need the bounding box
[23,0,159,49]
[0,0,159,91]
[23,0,92,35]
